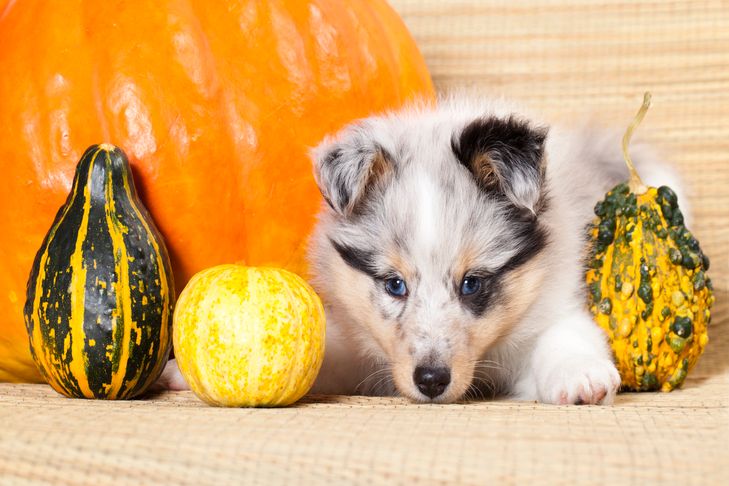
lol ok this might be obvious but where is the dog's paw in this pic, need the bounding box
[540,356,620,405]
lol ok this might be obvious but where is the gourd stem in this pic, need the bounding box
[622,92,651,194]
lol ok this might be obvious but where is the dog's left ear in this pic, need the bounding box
[311,124,393,217]
[452,115,548,216]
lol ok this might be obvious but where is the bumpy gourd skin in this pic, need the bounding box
[586,183,714,391]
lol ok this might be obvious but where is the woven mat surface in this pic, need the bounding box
[1,294,726,484]
[2,0,729,484]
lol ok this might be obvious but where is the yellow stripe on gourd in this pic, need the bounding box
[104,150,137,399]
[65,148,107,398]
[119,163,172,393]
[125,196,170,329]
[29,150,93,397]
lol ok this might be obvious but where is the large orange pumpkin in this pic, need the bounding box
[0,0,434,382]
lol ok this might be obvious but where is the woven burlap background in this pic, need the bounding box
[1,1,727,484]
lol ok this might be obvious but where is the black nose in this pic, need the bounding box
[413,366,451,398]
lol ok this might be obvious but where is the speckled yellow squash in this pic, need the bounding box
[24,144,174,399]
[586,94,714,391]
[173,265,325,407]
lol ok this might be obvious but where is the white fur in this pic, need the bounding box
[415,172,441,253]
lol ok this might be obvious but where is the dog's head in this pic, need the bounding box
[310,103,551,402]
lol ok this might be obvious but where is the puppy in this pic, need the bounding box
[306,95,684,404]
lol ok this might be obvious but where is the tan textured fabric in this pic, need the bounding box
[1,1,728,484]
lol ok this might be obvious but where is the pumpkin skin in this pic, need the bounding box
[24,144,174,399]
[173,264,325,407]
[0,0,434,382]
[586,183,714,391]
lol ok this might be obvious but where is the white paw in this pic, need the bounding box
[540,356,620,405]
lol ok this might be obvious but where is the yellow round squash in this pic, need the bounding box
[173,264,325,407]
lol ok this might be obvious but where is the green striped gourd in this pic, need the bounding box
[24,144,174,399]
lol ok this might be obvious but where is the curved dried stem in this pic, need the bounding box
[622,92,652,194]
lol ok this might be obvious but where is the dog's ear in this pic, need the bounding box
[312,125,393,216]
[452,115,548,216]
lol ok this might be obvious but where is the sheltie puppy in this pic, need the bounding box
[306,95,683,404]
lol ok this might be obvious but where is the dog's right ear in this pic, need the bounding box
[452,115,548,217]
[311,126,393,217]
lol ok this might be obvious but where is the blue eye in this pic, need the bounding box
[385,278,408,297]
[460,276,482,296]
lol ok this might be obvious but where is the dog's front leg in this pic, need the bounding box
[515,309,620,405]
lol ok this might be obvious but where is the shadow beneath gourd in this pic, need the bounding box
[295,394,348,406]
[613,391,651,405]
[137,387,167,401]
